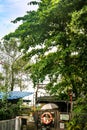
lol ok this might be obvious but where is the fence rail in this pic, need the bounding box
[0,117,21,130]
[0,118,15,130]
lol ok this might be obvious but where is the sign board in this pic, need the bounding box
[60,114,69,121]
[60,122,65,129]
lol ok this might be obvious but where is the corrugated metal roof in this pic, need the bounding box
[0,92,4,99]
[0,91,33,100]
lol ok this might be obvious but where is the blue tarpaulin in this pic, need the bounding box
[0,91,33,100]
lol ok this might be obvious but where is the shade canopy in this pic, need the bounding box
[41,103,58,110]
[0,91,33,100]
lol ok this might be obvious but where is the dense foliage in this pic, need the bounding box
[0,99,21,120]
[4,0,87,97]
[3,0,87,128]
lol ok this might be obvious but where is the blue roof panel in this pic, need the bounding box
[0,91,33,100]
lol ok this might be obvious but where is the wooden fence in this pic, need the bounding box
[0,117,21,130]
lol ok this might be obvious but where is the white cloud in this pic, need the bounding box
[0,18,21,39]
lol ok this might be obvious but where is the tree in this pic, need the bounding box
[3,0,87,128]
[0,38,25,91]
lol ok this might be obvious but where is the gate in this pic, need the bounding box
[34,110,70,130]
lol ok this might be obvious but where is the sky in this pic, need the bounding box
[0,0,38,39]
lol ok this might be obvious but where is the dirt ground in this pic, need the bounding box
[21,122,36,130]
[27,122,36,130]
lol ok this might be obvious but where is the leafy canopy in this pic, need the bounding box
[4,0,87,99]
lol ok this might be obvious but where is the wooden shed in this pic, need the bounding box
[35,96,71,130]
